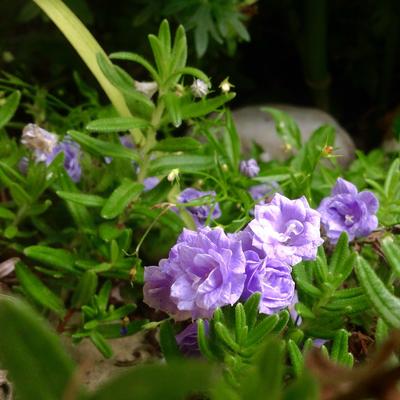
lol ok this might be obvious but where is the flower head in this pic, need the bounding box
[176,188,221,227]
[247,193,323,266]
[190,79,209,98]
[143,227,246,320]
[318,178,379,243]
[240,159,260,178]
[143,176,160,192]
[21,124,58,161]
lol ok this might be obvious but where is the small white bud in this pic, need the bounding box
[167,168,180,182]
[0,257,19,278]
[221,163,229,172]
[219,78,234,94]
[134,80,158,98]
[190,79,209,98]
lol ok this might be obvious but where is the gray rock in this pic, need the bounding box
[231,104,355,166]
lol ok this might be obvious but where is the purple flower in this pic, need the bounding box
[235,229,295,314]
[317,178,379,243]
[176,188,221,226]
[143,176,160,192]
[143,227,246,320]
[176,321,209,357]
[247,193,323,266]
[240,159,260,178]
[47,138,82,182]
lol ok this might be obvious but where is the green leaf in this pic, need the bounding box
[382,236,400,278]
[159,320,181,362]
[243,292,261,330]
[246,314,279,347]
[215,322,240,352]
[152,137,202,152]
[0,296,77,400]
[180,93,235,120]
[0,91,21,129]
[101,179,143,219]
[355,255,400,328]
[223,109,241,168]
[89,331,113,358]
[329,232,349,277]
[57,191,105,207]
[68,130,139,161]
[109,52,159,82]
[261,107,301,149]
[170,25,187,75]
[91,359,215,400]
[24,245,76,273]
[15,262,66,317]
[197,319,215,360]
[234,303,247,346]
[384,158,400,198]
[71,270,98,308]
[163,92,182,127]
[86,117,149,132]
[149,154,214,175]
[0,206,15,220]
[287,339,304,377]
[331,329,352,367]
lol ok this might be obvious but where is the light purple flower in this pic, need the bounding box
[46,138,82,182]
[247,193,323,266]
[176,321,209,357]
[240,159,260,178]
[235,229,295,314]
[143,227,246,320]
[143,176,160,192]
[21,124,58,162]
[176,188,221,226]
[249,182,279,207]
[317,178,379,243]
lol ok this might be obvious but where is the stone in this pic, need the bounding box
[231,104,356,167]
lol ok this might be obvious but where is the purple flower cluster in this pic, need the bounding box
[176,188,221,226]
[318,178,379,243]
[20,124,81,182]
[144,192,324,322]
[144,227,246,320]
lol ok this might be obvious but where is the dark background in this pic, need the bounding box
[1,0,400,150]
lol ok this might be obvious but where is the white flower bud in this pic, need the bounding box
[167,168,180,182]
[219,78,234,94]
[134,80,158,98]
[190,79,209,98]
[0,257,19,278]
[21,124,58,155]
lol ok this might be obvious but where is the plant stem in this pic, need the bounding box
[32,0,144,144]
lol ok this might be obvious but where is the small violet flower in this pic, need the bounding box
[240,158,260,178]
[47,138,82,182]
[143,227,246,320]
[317,178,379,243]
[176,188,221,227]
[176,321,209,357]
[247,193,323,266]
[21,123,58,162]
[143,176,160,192]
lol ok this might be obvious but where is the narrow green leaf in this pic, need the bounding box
[71,270,98,308]
[261,107,301,149]
[101,179,143,219]
[243,292,261,331]
[159,320,181,362]
[295,302,316,319]
[288,339,304,377]
[329,232,349,277]
[86,117,149,132]
[330,329,350,365]
[0,296,76,400]
[89,331,113,358]
[0,206,15,220]
[235,303,247,345]
[170,25,187,74]
[149,154,214,175]
[163,92,182,127]
[15,262,66,317]
[197,319,215,360]
[180,93,235,119]
[355,255,400,328]
[24,245,76,272]
[215,322,240,352]
[68,130,139,161]
[382,237,400,278]
[57,190,105,207]
[0,91,21,129]
[152,137,202,152]
[247,314,279,347]
[384,158,400,198]
[223,108,241,168]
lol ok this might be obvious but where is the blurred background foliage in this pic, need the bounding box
[1,0,400,150]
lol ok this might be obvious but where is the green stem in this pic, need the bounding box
[32,0,144,143]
